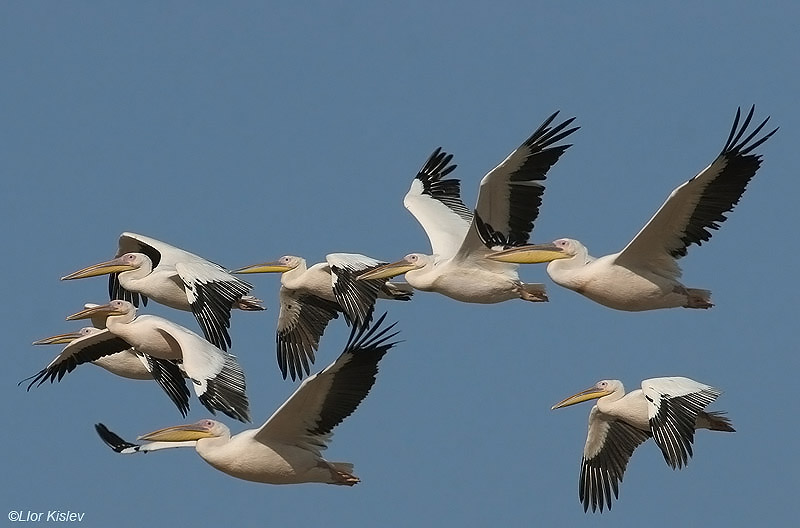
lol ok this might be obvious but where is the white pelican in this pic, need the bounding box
[95,314,399,486]
[25,326,191,417]
[358,111,578,304]
[63,300,251,422]
[552,377,735,512]
[234,253,413,380]
[61,232,265,351]
[488,106,777,311]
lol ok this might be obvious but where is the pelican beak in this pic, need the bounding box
[551,386,615,410]
[357,260,417,281]
[32,331,84,345]
[61,256,136,280]
[66,302,119,321]
[487,243,568,264]
[138,423,216,442]
[232,261,293,274]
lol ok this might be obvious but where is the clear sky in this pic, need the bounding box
[2,2,798,527]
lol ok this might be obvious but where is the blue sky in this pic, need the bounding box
[2,2,798,527]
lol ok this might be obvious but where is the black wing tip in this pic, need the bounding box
[95,423,138,453]
[723,105,778,156]
[418,147,457,182]
[524,111,580,151]
[344,312,401,356]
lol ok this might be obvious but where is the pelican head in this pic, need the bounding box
[66,300,135,321]
[32,327,99,345]
[487,240,574,264]
[61,253,150,280]
[138,419,230,442]
[357,253,429,281]
[551,380,623,410]
[233,255,303,274]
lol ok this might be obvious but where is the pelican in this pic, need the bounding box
[488,106,777,311]
[234,253,412,380]
[552,377,735,512]
[95,314,399,486]
[357,111,578,304]
[59,300,250,422]
[61,232,265,351]
[26,324,192,416]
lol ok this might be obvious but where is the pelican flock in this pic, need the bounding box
[23,107,775,510]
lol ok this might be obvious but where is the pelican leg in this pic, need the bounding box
[673,285,713,309]
[234,295,266,311]
[319,460,360,486]
[516,283,549,303]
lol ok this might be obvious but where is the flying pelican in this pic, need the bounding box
[61,232,264,351]
[552,377,735,512]
[357,111,578,304]
[57,300,250,422]
[95,314,399,486]
[488,106,777,311]
[234,253,412,380]
[25,326,191,416]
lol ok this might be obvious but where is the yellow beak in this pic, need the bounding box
[357,260,417,281]
[61,257,136,280]
[32,331,84,345]
[138,423,217,442]
[551,386,614,410]
[232,261,293,274]
[487,243,569,264]
[66,302,120,321]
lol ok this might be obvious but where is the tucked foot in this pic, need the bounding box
[517,283,548,303]
[236,295,266,311]
[332,470,360,486]
[684,288,713,309]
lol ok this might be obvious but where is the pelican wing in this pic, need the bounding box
[255,314,398,452]
[403,147,472,258]
[642,377,721,469]
[615,106,777,277]
[24,329,131,390]
[457,112,578,259]
[143,315,251,423]
[276,287,341,381]
[327,253,392,328]
[580,406,651,513]
[142,354,191,418]
[176,260,254,352]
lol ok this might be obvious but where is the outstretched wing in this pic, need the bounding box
[24,329,131,390]
[403,147,472,258]
[457,112,578,260]
[579,406,651,513]
[255,314,399,454]
[616,106,777,277]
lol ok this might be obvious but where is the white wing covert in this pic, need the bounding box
[403,148,472,259]
[642,376,721,469]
